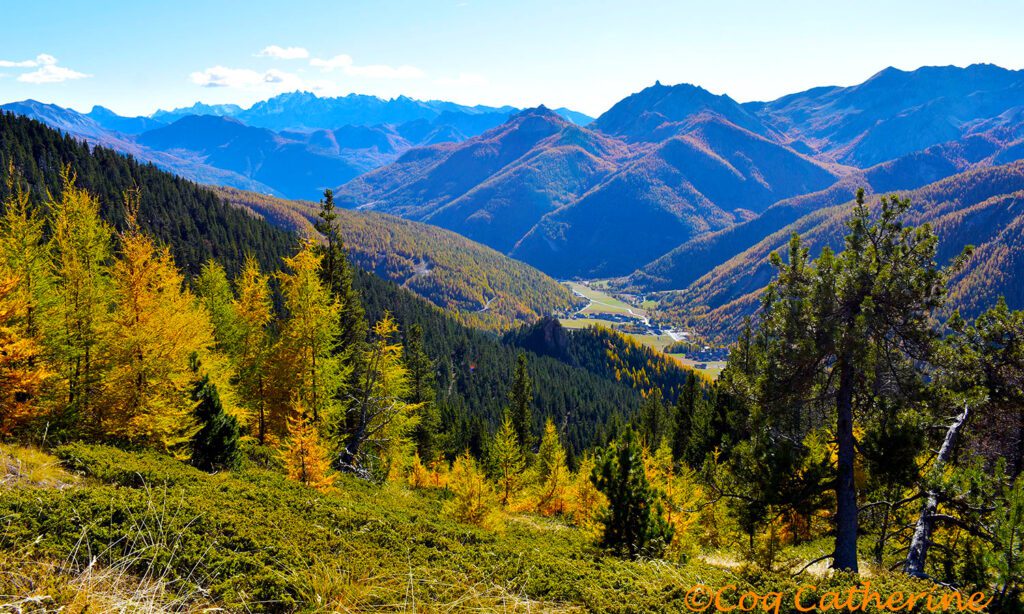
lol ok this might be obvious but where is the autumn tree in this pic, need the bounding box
[342,314,417,479]
[273,240,342,431]
[48,168,112,425]
[101,194,213,452]
[196,260,240,353]
[0,165,52,341]
[446,452,502,530]
[490,412,526,506]
[535,418,571,515]
[283,411,336,492]
[232,257,274,443]
[0,275,47,436]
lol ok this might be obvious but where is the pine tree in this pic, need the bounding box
[48,168,112,426]
[446,452,502,530]
[508,353,535,453]
[591,428,674,558]
[101,194,213,452]
[232,256,274,443]
[671,375,698,465]
[404,323,439,462]
[638,388,668,451]
[274,240,342,430]
[536,418,571,515]
[190,373,240,471]
[282,412,336,492]
[491,413,526,505]
[314,189,367,381]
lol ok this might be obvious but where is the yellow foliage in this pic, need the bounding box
[282,413,336,493]
[566,455,607,533]
[0,276,47,436]
[101,201,212,453]
[445,453,503,530]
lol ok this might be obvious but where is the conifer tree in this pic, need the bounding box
[0,165,52,341]
[342,314,416,478]
[196,260,240,353]
[536,418,571,515]
[592,428,674,558]
[446,452,502,530]
[671,375,698,465]
[507,353,535,453]
[101,194,213,452]
[233,256,274,443]
[314,189,367,375]
[638,388,668,451]
[274,240,342,430]
[569,454,607,531]
[0,275,47,436]
[283,411,336,492]
[404,323,440,462]
[190,372,240,471]
[491,412,526,505]
[48,168,112,425]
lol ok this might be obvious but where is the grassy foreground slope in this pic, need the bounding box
[1,444,939,613]
[216,187,584,331]
[0,444,735,612]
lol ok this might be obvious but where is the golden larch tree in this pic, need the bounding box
[100,193,213,452]
[282,410,336,492]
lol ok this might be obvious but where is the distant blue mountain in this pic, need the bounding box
[87,106,167,134]
[151,91,593,132]
[2,93,592,199]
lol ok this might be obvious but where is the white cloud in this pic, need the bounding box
[310,54,424,79]
[190,65,337,94]
[257,45,309,60]
[0,53,89,83]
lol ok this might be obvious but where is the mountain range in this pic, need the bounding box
[1,93,593,200]
[7,64,1024,339]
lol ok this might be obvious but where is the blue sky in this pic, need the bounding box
[3,0,1023,117]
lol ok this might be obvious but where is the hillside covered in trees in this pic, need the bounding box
[215,186,584,331]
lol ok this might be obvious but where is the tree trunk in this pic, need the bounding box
[904,403,970,577]
[834,358,859,572]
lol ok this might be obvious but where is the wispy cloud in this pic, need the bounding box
[190,65,335,93]
[0,54,90,83]
[310,54,425,79]
[256,45,309,60]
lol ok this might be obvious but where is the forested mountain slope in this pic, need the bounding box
[0,111,295,276]
[215,187,584,331]
[657,161,1024,338]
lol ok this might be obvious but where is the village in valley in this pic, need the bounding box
[559,280,729,377]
